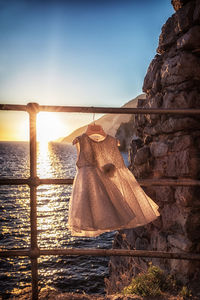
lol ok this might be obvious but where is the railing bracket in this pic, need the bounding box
[29,247,40,259]
[27,102,40,114]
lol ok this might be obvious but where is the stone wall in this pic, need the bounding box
[107,0,200,295]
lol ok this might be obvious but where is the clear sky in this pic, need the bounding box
[0,0,174,141]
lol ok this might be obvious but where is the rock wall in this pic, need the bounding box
[115,117,137,152]
[107,0,200,295]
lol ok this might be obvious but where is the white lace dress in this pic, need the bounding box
[68,133,160,237]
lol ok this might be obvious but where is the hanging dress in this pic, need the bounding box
[68,133,160,237]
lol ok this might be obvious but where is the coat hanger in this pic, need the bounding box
[85,113,106,139]
[72,114,106,145]
[85,123,107,138]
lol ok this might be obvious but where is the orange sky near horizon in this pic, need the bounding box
[0,110,96,142]
[0,111,29,141]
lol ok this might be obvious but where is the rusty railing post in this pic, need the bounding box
[27,103,40,300]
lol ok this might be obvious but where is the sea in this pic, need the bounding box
[0,141,129,298]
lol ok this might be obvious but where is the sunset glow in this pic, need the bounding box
[36,112,64,143]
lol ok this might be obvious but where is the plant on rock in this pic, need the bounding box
[123,263,176,297]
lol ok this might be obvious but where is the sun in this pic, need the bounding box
[36,112,63,143]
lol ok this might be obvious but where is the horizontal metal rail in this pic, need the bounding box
[1,248,200,261]
[0,178,200,187]
[1,103,200,115]
[0,104,28,111]
[0,178,74,186]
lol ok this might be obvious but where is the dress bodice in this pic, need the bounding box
[76,134,125,170]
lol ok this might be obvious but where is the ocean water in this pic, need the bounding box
[0,141,128,298]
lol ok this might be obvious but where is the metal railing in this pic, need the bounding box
[0,102,200,300]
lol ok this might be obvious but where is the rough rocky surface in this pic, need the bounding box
[107,0,200,297]
[171,0,191,12]
[40,294,185,300]
[16,289,192,300]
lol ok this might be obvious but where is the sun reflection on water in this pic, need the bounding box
[36,142,71,251]
[37,142,54,178]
